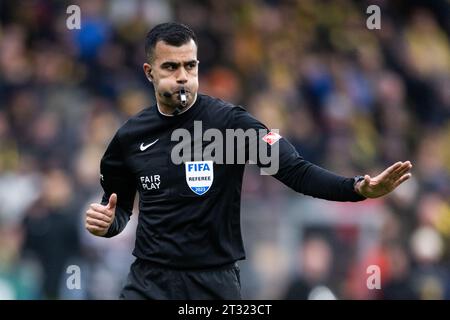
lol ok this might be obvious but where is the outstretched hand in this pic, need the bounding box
[355,161,412,199]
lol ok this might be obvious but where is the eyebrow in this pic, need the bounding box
[160,60,198,68]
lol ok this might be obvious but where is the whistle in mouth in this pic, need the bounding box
[180,88,187,107]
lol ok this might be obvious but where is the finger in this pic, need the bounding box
[391,161,412,174]
[86,224,105,234]
[86,210,112,223]
[107,193,117,210]
[86,217,110,229]
[380,161,410,182]
[90,203,108,214]
[392,173,412,189]
[378,162,403,179]
[386,161,403,174]
[359,175,371,188]
[86,227,106,236]
[85,212,111,224]
[390,162,413,182]
[358,175,371,194]
[393,163,412,180]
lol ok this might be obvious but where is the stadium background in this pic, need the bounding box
[0,0,449,299]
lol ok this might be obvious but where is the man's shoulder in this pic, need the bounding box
[115,107,154,138]
[200,95,263,130]
[199,93,246,115]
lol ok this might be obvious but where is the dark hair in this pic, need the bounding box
[145,22,197,62]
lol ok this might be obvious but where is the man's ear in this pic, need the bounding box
[143,63,153,81]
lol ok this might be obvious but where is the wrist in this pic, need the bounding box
[353,175,365,196]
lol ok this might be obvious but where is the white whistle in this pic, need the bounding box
[180,88,187,107]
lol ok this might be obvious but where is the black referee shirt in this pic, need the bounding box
[99,94,365,268]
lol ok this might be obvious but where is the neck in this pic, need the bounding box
[157,93,198,117]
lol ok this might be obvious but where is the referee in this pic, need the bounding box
[85,22,412,299]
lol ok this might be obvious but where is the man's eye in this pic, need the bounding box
[186,63,196,70]
[162,63,177,71]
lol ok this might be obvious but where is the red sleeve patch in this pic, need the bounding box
[262,131,282,145]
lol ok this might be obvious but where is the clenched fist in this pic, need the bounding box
[85,193,117,236]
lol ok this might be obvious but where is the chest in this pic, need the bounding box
[124,134,232,200]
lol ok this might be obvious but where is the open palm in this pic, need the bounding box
[356,161,412,199]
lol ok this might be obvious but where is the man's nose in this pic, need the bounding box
[176,67,188,84]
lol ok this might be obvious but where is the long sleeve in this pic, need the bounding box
[271,138,365,201]
[231,106,365,202]
[99,131,137,237]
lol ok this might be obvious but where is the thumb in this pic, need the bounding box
[358,175,370,188]
[107,193,117,210]
[361,175,371,188]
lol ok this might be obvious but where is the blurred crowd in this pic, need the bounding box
[0,0,449,299]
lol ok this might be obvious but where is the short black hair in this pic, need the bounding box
[145,22,197,62]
